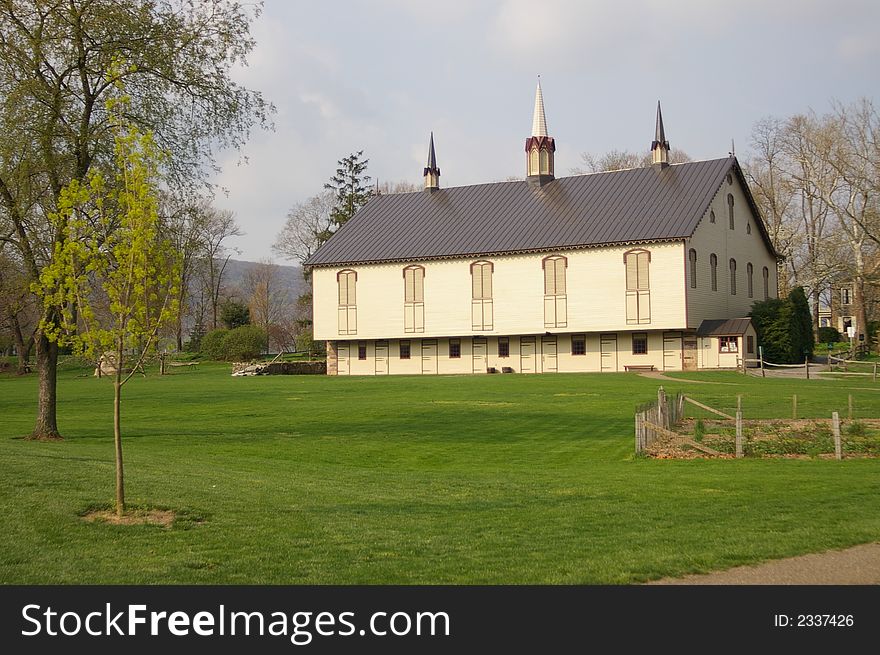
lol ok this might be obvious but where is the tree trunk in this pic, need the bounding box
[811,286,820,335]
[853,275,869,352]
[30,332,62,440]
[10,313,30,375]
[114,354,125,518]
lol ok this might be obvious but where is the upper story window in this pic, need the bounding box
[709,210,716,224]
[543,255,567,328]
[337,270,357,335]
[841,288,851,305]
[471,260,494,331]
[763,266,770,300]
[688,249,697,288]
[624,249,651,325]
[403,265,425,333]
[729,258,737,295]
[727,194,735,230]
[747,262,754,298]
[710,253,718,292]
[746,222,752,235]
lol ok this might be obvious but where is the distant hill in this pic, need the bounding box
[222,259,309,301]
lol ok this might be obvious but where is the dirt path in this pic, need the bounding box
[648,542,880,584]
[638,372,733,384]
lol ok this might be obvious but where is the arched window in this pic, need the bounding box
[337,269,357,335]
[624,249,651,324]
[688,249,697,288]
[403,265,425,333]
[539,149,550,175]
[729,258,737,295]
[710,253,718,291]
[543,255,567,328]
[471,261,493,331]
[727,194,735,230]
[709,210,716,224]
[762,266,770,300]
[747,262,754,298]
[529,148,539,175]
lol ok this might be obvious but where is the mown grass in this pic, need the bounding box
[0,365,878,584]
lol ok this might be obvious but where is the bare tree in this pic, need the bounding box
[273,192,335,265]
[573,148,691,174]
[197,204,242,329]
[241,259,291,352]
[0,250,38,373]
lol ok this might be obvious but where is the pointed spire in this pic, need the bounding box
[651,100,670,168]
[423,131,440,192]
[531,78,548,137]
[525,77,555,185]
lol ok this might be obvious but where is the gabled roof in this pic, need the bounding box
[697,318,753,337]
[305,156,777,268]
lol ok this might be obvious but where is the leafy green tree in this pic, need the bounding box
[37,90,179,517]
[222,325,267,361]
[0,0,270,439]
[220,299,251,329]
[750,286,814,363]
[324,151,372,230]
[200,328,229,360]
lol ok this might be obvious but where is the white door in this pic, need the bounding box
[375,341,389,375]
[421,340,438,375]
[520,337,535,373]
[663,332,682,371]
[541,336,557,373]
[600,334,618,372]
[337,342,350,375]
[472,338,487,373]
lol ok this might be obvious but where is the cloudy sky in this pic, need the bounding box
[212,0,880,262]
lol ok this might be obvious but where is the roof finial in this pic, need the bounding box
[531,76,548,137]
[423,131,440,192]
[730,138,736,156]
[651,100,670,168]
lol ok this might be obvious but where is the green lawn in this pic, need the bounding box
[1,365,879,584]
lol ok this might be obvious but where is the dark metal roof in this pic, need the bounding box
[697,318,753,336]
[306,156,775,268]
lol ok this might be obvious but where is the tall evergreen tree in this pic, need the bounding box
[750,286,814,363]
[324,151,372,230]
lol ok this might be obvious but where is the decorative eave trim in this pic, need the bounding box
[306,237,687,270]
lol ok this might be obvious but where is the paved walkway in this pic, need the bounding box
[648,542,880,584]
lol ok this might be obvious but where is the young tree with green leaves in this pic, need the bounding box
[37,91,180,517]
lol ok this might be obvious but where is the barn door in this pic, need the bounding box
[520,337,535,373]
[600,334,618,372]
[421,340,438,375]
[472,338,487,373]
[375,340,389,375]
[541,336,557,373]
[663,332,682,371]
[337,342,350,375]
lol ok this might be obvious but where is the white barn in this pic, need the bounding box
[305,85,776,375]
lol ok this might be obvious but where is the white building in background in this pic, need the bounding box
[305,84,777,375]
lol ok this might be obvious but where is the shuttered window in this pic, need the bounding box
[403,265,425,333]
[337,270,357,335]
[471,261,493,330]
[624,249,651,325]
[543,255,567,328]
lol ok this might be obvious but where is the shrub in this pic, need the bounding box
[694,419,705,443]
[222,325,267,361]
[816,326,841,344]
[200,329,229,361]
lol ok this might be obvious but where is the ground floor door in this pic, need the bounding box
[520,337,535,373]
[421,340,438,375]
[375,340,389,375]
[663,332,683,372]
[600,334,618,372]
[472,338,487,373]
[682,333,698,371]
[337,342,350,375]
[541,336,557,373]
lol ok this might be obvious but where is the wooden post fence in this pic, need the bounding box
[832,411,842,461]
[848,394,853,420]
[735,409,743,458]
[792,394,797,419]
[759,346,765,378]
[805,356,810,380]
